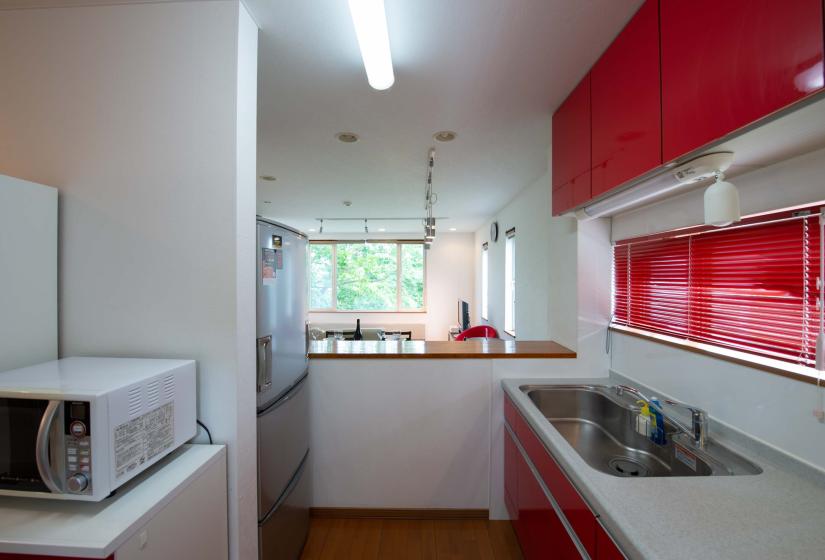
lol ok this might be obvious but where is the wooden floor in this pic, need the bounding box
[300,518,524,560]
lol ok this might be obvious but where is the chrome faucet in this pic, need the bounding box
[614,385,708,449]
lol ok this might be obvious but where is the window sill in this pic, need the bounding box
[309,309,427,314]
[609,324,824,386]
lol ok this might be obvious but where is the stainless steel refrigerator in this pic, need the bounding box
[256,218,310,560]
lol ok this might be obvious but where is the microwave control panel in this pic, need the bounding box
[64,401,92,494]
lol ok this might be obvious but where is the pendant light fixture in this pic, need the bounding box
[424,148,436,248]
[348,0,395,90]
[704,171,741,227]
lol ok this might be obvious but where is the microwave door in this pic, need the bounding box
[0,398,62,493]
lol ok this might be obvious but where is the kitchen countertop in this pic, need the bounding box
[502,377,825,560]
[0,444,226,558]
[308,339,576,359]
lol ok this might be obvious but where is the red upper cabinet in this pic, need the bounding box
[552,73,591,215]
[661,0,825,162]
[591,0,661,198]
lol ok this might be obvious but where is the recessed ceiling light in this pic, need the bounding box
[336,132,359,143]
[263,200,272,204]
[433,130,457,142]
[259,175,276,181]
[378,228,386,232]
[309,228,316,232]
[449,227,457,231]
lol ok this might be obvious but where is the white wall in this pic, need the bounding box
[0,3,258,558]
[0,176,57,372]
[610,145,825,472]
[310,358,492,509]
[469,152,613,519]
[309,233,475,340]
[473,171,586,347]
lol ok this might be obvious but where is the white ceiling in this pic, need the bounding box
[248,0,643,233]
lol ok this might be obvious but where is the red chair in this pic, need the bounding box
[455,325,499,341]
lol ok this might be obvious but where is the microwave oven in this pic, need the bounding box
[0,357,196,501]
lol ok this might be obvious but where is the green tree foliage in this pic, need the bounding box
[400,244,424,309]
[336,243,397,310]
[309,244,333,308]
[308,242,425,310]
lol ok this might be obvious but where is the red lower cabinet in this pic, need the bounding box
[515,412,596,558]
[505,394,627,559]
[504,428,519,519]
[515,443,581,560]
[596,520,627,560]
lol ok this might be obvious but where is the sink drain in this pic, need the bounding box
[608,457,649,477]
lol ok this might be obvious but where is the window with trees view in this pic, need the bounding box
[309,241,426,311]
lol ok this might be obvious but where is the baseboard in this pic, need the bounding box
[310,507,489,520]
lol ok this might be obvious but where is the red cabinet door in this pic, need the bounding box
[516,412,596,558]
[552,73,591,201]
[504,428,519,520]
[596,519,627,560]
[661,0,824,162]
[551,182,573,216]
[591,0,661,197]
[516,446,581,560]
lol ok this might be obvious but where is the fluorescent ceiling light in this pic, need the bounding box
[348,0,395,90]
[578,152,734,220]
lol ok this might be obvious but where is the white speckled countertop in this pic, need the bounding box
[502,377,825,560]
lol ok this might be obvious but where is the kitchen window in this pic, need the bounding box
[505,228,516,336]
[481,242,489,321]
[309,241,426,312]
[612,205,823,378]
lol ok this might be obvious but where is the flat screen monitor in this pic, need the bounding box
[458,299,470,332]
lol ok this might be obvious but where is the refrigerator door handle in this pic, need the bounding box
[256,335,272,393]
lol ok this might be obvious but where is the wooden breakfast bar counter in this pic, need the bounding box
[308,339,577,359]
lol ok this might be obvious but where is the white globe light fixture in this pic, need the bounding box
[704,172,740,227]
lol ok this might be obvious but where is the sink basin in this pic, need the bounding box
[523,385,762,477]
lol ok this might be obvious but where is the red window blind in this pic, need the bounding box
[613,208,822,368]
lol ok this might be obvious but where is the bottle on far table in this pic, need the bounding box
[353,318,363,341]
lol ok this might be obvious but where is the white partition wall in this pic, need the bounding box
[0,3,258,559]
[0,175,57,372]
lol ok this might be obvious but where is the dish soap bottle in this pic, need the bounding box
[353,319,363,341]
[636,401,652,437]
[650,397,666,445]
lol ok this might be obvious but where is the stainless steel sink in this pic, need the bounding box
[523,385,762,477]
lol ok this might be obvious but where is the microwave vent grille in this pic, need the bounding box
[163,374,175,400]
[128,386,142,417]
[146,380,161,408]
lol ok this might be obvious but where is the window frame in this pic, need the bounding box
[481,242,489,321]
[504,228,516,337]
[610,202,824,385]
[308,239,427,313]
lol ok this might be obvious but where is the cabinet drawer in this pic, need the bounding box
[515,412,596,558]
[504,392,518,429]
[597,518,627,560]
[516,443,582,560]
[504,426,519,512]
[257,374,309,516]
